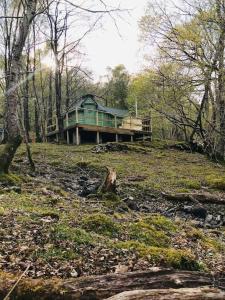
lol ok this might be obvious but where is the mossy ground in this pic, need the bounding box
[0,141,224,278]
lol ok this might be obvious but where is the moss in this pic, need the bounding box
[205,175,225,190]
[128,221,170,247]
[47,185,68,197]
[35,246,78,261]
[76,161,91,168]
[175,188,190,193]
[186,228,204,240]
[178,179,201,190]
[186,228,224,252]
[0,207,5,215]
[202,237,224,252]
[116,240,202,271]
[82,213,121,238]
[49,160,61,167]
[101,192,122,209]
[52,225,94,246]
[144,215,178,233]
[0,173,22,185]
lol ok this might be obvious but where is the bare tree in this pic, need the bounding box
[0,0,37,173]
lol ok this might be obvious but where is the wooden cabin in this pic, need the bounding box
[46,94,152,144]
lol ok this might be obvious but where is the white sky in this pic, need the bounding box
[82,0,149,81]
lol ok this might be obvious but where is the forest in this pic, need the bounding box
[0,0,225,299]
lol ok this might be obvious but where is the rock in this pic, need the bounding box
[8,186,21,194]
[92,143,129,154]
[80,176,88,181]
[183,205,207,219]
[192,206,207,219]
[114,264,129,274]
[70,269,78,277]
[205,214,213,223]
[124,198,139,211]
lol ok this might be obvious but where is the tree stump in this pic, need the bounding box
[98,167,117,193]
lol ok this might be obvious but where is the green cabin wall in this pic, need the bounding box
[64,97,123,128]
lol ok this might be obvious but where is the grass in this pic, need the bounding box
[12,141,225,193]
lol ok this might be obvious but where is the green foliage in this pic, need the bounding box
[82,213,121,237]
[103,64,130,109]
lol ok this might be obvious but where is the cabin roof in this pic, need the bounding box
[66,94,129,118]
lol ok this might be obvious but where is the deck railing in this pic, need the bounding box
[47,107,151,134]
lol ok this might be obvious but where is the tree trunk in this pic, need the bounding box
[0,0,37,174]
[47,70,53,128]
[34,100,42,143]
[23,41,31,142]
[66,65,70,110]
[0,269,223,300]
[55,60,64,141]
[216,2,225,160]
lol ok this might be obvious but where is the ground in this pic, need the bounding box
[0,140,224,281]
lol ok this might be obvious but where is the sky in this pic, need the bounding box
[81,0,149,82]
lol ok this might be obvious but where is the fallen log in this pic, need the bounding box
[163,192,225,205]
[106,287,225,300]
[0,269,224,300]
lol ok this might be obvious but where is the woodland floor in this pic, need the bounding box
[0,140,224,282]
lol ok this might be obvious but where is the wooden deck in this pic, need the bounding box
[46,124,137,137]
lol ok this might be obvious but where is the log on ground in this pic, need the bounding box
[163,192,225,205]
[0,269,223,300]
[106,287,225,300]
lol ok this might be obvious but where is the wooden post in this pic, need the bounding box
[115,115,117,128]
[116,133,119,142]
[75,107,78,124]
[66,131,70,144]
[96,132,100,144]
[66,113,69,128]
[96,111,99,126]
[131,135,134,142]
[72,131,76,144]
[76,126,80,145]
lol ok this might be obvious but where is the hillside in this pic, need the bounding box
[0,141,224,297]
